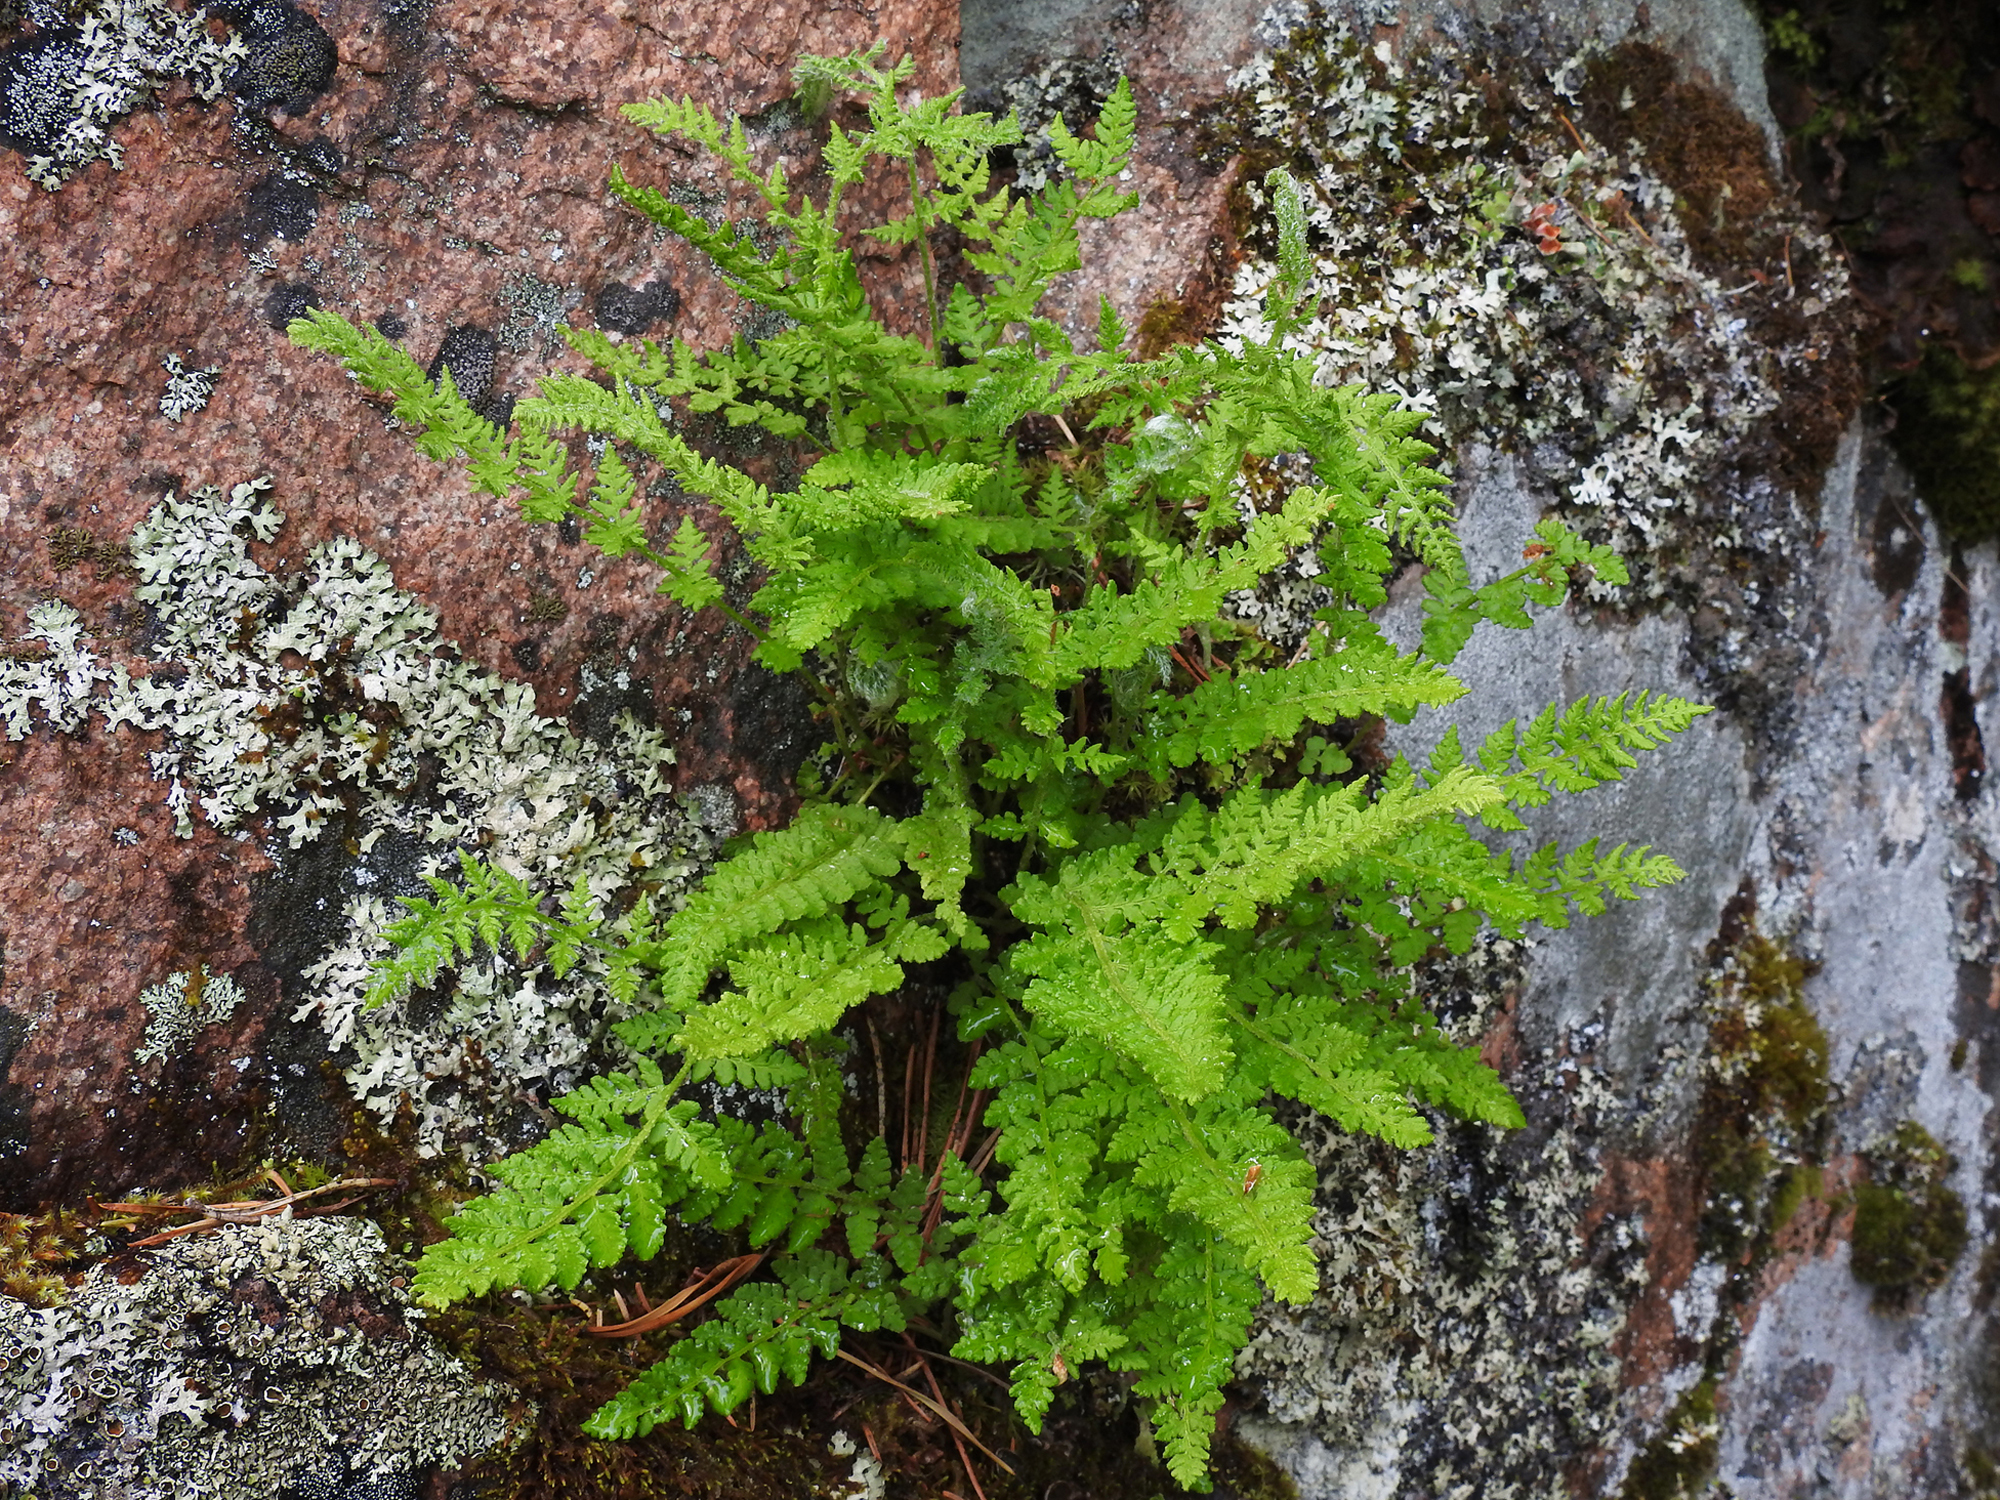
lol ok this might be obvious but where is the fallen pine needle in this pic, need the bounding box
[831,1349,1014,1474]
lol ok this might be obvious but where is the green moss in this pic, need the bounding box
[1618,1378,1719,1500]
[1207,1430,1302,1500]
[1727,937,1827,1127]
[1750,0,1984,151]
[1766,1161,1823,1239]
[1965,1443,2000,1499]
[1697,930,1831,1265]
[1764,9,1824,67]
[1134,297,1202,358]
[1885,346,2000,544]
[0,1207,85,1305]
[1850,1121,1969,1310]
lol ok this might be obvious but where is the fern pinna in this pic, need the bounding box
[292,47,1706,1489]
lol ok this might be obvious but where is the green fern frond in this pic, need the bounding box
[1147,645,1466,771]
[1155,767,1506,933]
[412,1093,721,1305]
[648,803,906,1014]
[674,912,924,1060]
[1481,691,1712,804]
[583,1257,870,1439]
[1118,1238,1262,1488]
[1007,846,1235,1099]
[287,310,536,502]
[1522,838,1688,925]
[1116,1096,1318,1301]
[1008,919,1233,1102]
[363,851,591,1008]
[1261,167,1314,339]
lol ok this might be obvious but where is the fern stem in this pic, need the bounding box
[628,534,767,640]
[908,158,940,358]
[851,753,903,807]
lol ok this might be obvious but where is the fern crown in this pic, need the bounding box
[291,45,1705,1488]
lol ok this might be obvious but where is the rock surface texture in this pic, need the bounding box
[0,0,1994,1496]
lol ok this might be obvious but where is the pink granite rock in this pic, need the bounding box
[0,0,965,1206]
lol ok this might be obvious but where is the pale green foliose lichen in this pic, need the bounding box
[157,352,219,423]
[825,1430,887,1500]
[0,478,716,1157]
[0,1216,513,1496]
[133,964,246,1064]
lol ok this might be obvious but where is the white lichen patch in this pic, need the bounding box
[9,0,246,191]
[134,963,246,1064]
[0,1216,513,1496]
[1216,14,1848,600]
[0,478,715,1158]
[158,351,220,423]
[825,1430,886,1500]
[984,42,1123,194]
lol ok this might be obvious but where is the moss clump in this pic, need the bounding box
[1134,297,1202,358]
[1885,346,2000,544]
[1618,1378,1719,1500]
[1850,1121,1969,1310]
[1623,899,1834,1500]
[1966,1444,2000,1500]
[1698,926,1831,1264]
[0,1208,84,1305]
[1575,46,1774,272]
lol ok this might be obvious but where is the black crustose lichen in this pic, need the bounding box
[237,170,319,246]
[0,25,86,157]
[426,324,496,403]
[263,280,321,330]
[426,324,512,430]
[591,278,680,336]
[209,0,335,115]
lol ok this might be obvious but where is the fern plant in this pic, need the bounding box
[291,47,1705,1488]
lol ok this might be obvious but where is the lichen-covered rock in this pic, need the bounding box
[0,1215,513,1496]
[0,0,244,189]
[1156,3,1994,1496]
[0,477,717,1161]
[0,0,958,1209]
